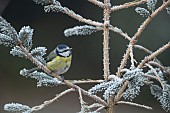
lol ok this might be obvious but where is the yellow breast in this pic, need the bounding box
[46,55,72,75]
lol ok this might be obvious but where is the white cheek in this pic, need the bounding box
[59,51,70,57]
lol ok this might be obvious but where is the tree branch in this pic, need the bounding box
[87,0,104,8]
[111,0,147,12]
[138,41,170,68]
[117,101,152,110]
[18,43,108,107]
[117,0,170,77]
[31,88,74,112]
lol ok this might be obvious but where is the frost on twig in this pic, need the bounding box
[88,80,123,100]
[122,68,148,101]
[64,25,101,37]
[10,46,27,58]
[4,103,32,113]
[33,0,56,5]
[18,26,33,50]
[0,16,18,42]
[135,7,150,17]
[30,47,47,64]
[147,0,157,12]
[20,68,62,87]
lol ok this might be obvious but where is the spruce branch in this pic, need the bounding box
[0,16,18,42]
[138,41,170,68]
[117,0,170,77]
[117,101,153,110]
[109,26,131,41]
[18,43,108,107]
[87,0,104,8]
[145,63,165,88]
[31,88,74,112]
[43,1,103,27]
[148,61,170,75]
[4,103,32,113]
[111,0,147,12]
[134,44,152,54]
[64,25,102,37]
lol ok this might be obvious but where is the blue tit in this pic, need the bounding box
[28,44,72,78]
[45,44,72,75]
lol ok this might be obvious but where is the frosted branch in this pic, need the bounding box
[87,0,104,8]
[31,88,74,112]
[117,101,152,110]
[64,25,101,37]
[111,0,147,12]
[117,1,170,77]
[4,103,32,113]
[138,42,170,68]
[43,2,103,27]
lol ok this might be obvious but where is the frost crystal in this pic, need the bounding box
[150,85,163,98]
[10,46,27,58]
[64,25,98,37]
[0,33,14,47]
[33,0,55,5]
[89,80,123,100]
[19,26,33,50]
[31,47,47,64]
[159,91,170,112]
[20,69,62,87]
[4,103,32,113]
[122,68,147,101]
[0,16,18,41]
[135,7,150,17]
[147,0,157,12]
[31,47,47,56]
[44,4,64,12]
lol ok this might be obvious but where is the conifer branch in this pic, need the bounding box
[138,41,170,68]
[117,101,152,110]
[117,0,170,77]
[18,43,108,107]
[44,1,103,27]
[31,88,74,112]
[87,0,104,8]
[111,0,147,12]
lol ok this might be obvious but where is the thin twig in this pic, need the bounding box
[145,63,165,89]
[134,45,152,54]
[138,41,170,68]
[31,88,74,112]
[87,0,104,8]
[117,1,170,77]
[78,88,84,108]
[69,79,104,84]
[129,45,135,68]
[95,106,105,112]
[109,26,131,41]
[46,2,103,27]
[111,0,147,12]
[117,101,153,110]
[148,61,170,75]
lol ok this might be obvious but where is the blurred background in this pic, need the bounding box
[0,0,169,113]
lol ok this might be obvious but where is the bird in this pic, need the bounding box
[45,44,72,75]
[29,44,72,80]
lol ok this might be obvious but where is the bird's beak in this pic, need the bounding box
[69,48,73,50]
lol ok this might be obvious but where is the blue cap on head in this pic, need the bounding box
[55,44,71,57]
